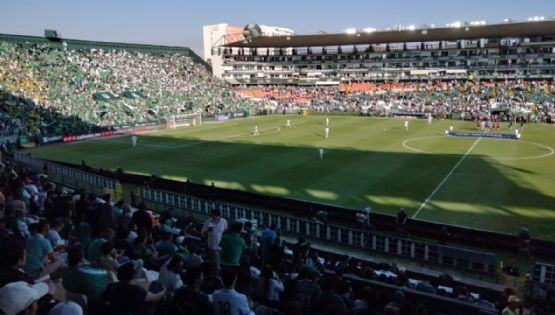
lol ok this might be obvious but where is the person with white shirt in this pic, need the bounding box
[212,269,254,315]
[46,219,65,248]
[324,127,329,139]
[201,209,228,274]
[131,135,137,147]
[14,210,30,239]
[259,265,284,302]
[159,255,184,298]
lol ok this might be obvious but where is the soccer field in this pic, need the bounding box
[24,115,555,240]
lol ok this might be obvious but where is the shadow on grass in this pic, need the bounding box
[25,134,555,237]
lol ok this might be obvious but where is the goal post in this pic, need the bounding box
[167,113,202,129]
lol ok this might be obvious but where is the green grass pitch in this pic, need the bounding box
[25,115,555,240]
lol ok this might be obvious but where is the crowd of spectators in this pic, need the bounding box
[0,40,254,138]
[237,80,555,123]
[0,148,555,315]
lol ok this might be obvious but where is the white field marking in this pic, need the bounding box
[402,136,444,153]
[412,137,482,219]
[403,136,554,161]
[91,125,284,149]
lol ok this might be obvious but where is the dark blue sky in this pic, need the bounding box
[1,0,555,56]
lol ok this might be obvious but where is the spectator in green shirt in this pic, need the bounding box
[88,228,114,266]
[220,221,248,267]
[62,244,110,300]
[155,231,178,258]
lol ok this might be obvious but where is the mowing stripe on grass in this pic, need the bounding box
[412,137,482,219]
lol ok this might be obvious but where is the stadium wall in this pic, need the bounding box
[11,152,555,261]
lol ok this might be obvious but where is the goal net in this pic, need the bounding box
[167,113,202,129]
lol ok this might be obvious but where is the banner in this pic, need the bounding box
[215,114,230,121]
[448,132,518,140]
[63,131,113,143]
[41,135,63,144]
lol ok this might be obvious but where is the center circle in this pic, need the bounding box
[402,136,554,161]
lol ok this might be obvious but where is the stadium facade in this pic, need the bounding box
[203,23,294,77]
[216,20,555,85]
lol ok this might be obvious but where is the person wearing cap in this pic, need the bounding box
[47,301,83,315]
[0,281,49,315]
[502,295,522,315]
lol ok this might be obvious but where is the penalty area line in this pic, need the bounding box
[412,137,482,219]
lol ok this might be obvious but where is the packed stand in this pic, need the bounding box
[1,151,555,315]
[236,80,555,123]
[0,40,254,138]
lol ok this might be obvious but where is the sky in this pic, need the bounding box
[1,0,555,57]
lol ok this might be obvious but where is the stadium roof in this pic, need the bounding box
[225,20,555,48]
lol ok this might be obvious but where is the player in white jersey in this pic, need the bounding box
[325,117,329,126]
[285,119,291,128]
[404,120,409,131]
[449,126,454,132]
[324,127,329,139]
[319,147,324,160]
[427,114,433,125]
[131,135,137,147]
[212,269,255,315]
[253,125,259,136]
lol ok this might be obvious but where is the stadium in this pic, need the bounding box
[1,7,555,315]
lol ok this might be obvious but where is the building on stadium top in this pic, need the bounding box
[203,23,294,77]
[215,18,555,85]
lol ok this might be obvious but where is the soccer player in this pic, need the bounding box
[324,127,329,139]
[131,135,137,147]
[319,147,324,160]
[286,119,291,128]
[325,117,329,126]
[427,114,433,125]
[253,125,259,136]
[404,120,409,131]
[449,126,454,132]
